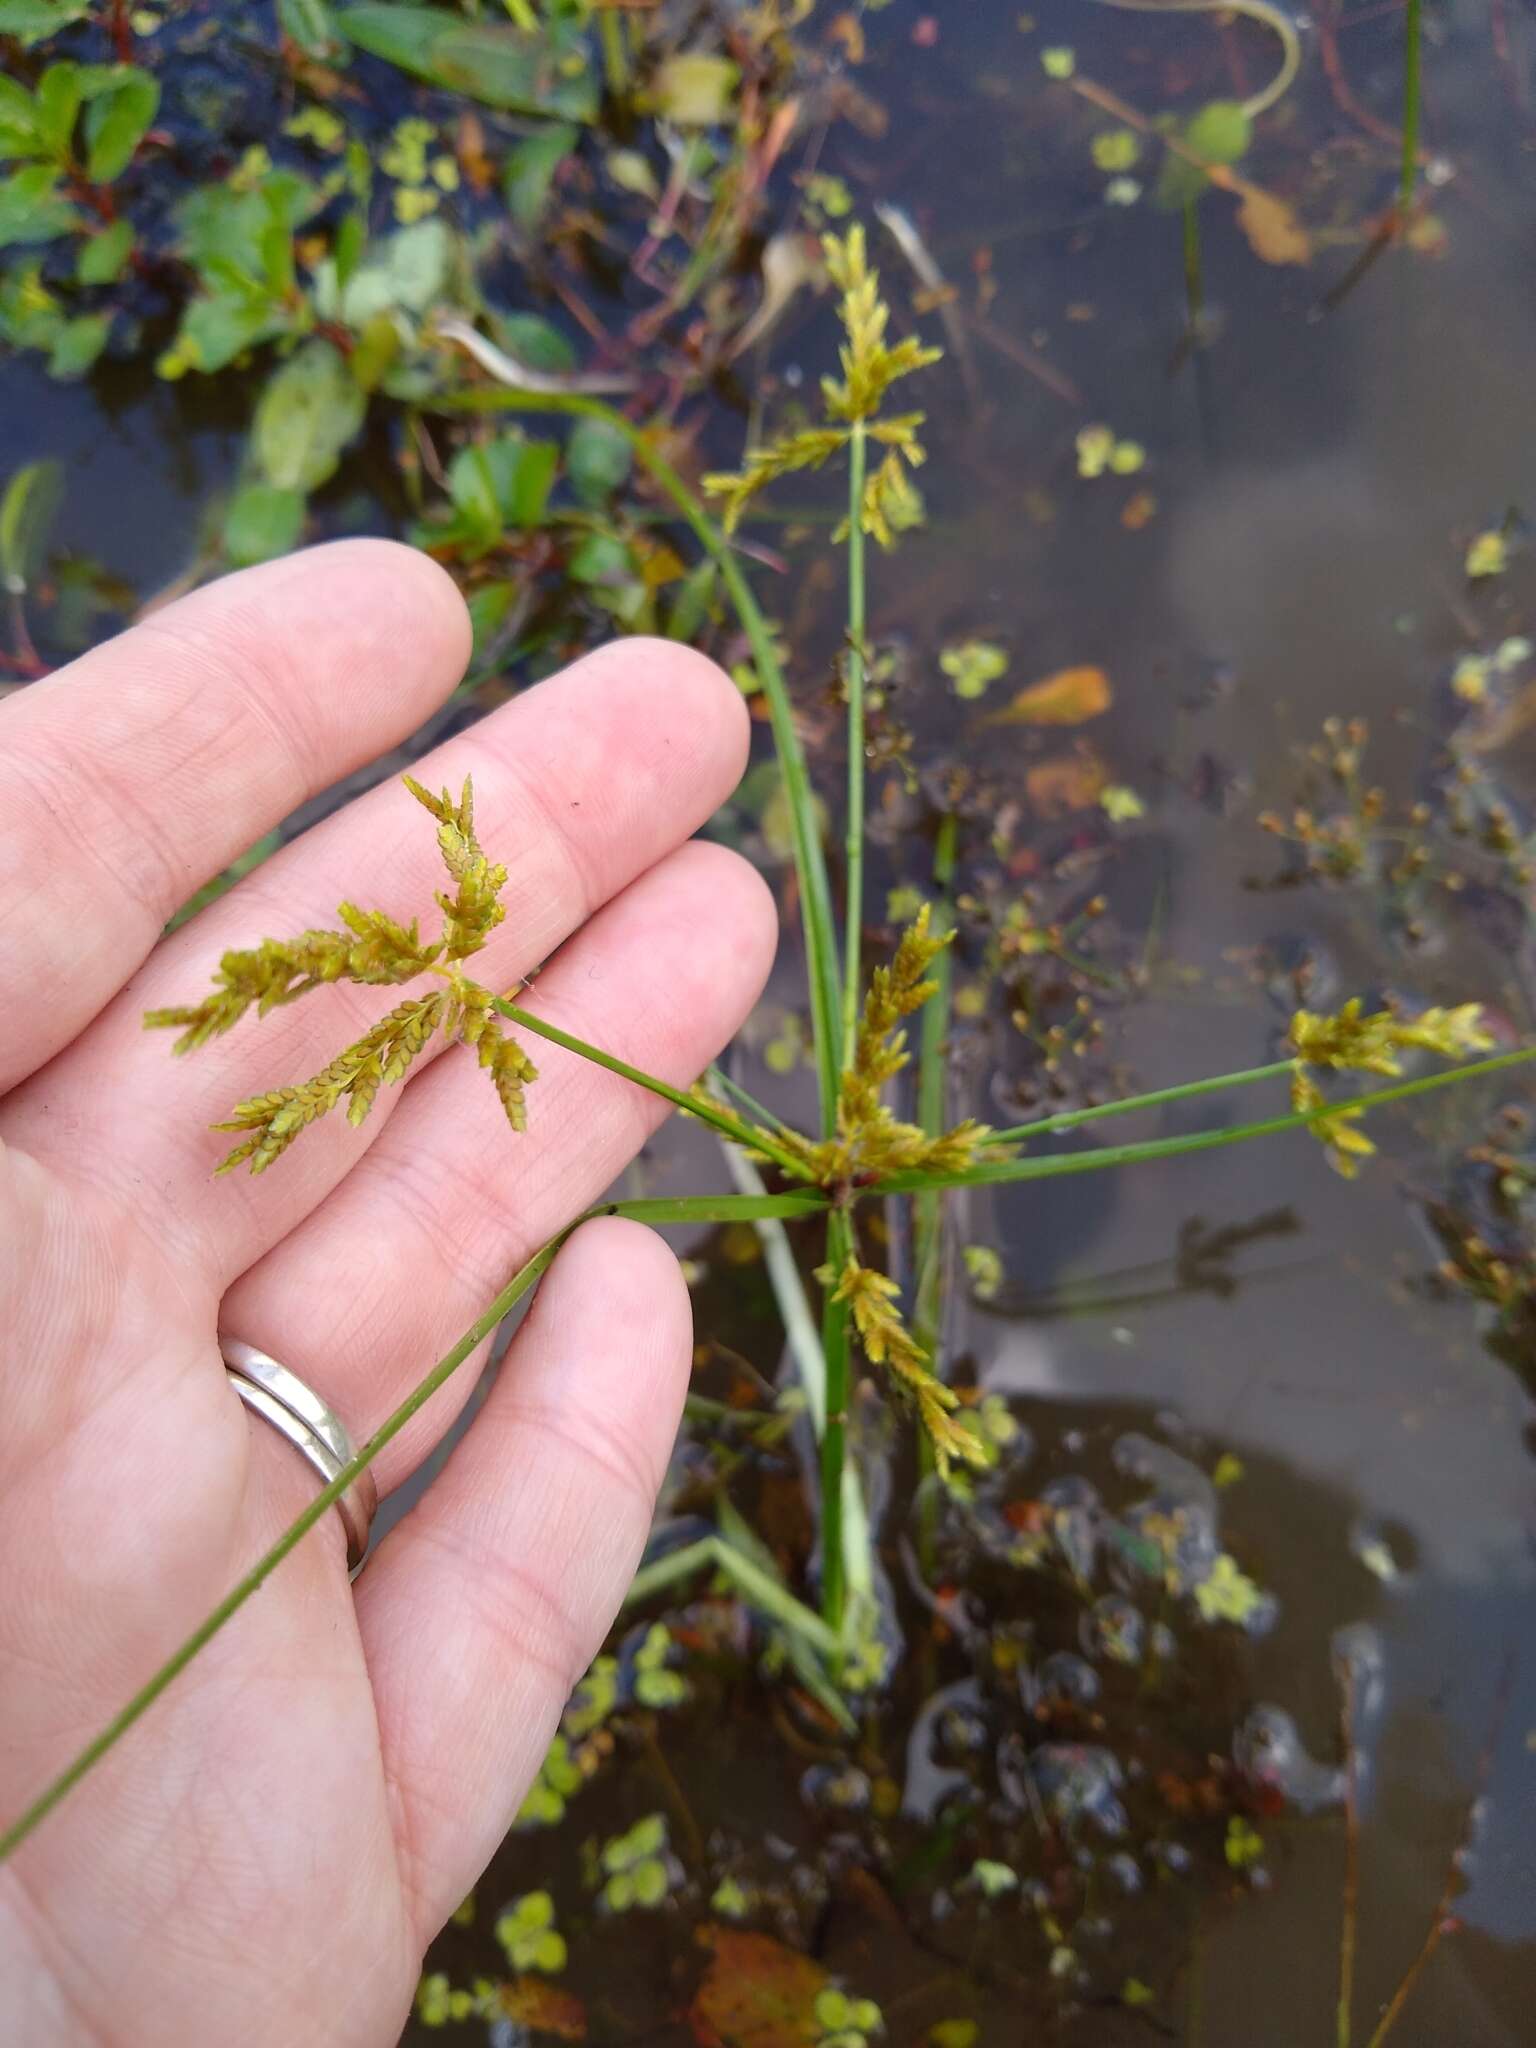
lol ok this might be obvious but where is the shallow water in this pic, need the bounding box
[9,1,1536,2040]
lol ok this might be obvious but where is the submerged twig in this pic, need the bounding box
[1364,1652,1515,2045]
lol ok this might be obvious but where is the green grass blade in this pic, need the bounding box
[435,383,843,1132]
[875,1048,1536,1194]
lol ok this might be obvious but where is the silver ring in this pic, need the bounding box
[221,1338,377,1571]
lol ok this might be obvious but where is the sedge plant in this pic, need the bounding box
[4,223,1535,1867]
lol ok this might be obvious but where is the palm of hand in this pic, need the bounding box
[0,543,773,2045]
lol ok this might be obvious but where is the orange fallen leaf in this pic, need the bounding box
[981,665,1112,727]
[829,10,865,61]
[689,1927,828,2048]
[1234,184,1311,266]
[494,1978,587,2040]
[1026,745,1108,816]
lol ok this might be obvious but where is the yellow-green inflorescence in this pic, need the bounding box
[146,774,537,1173]
[1287,997,1494,1177]
[702,223,940,548]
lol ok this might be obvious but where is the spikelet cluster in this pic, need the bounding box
[823,1257,989,1478]
[702,224,939,548]
[778,908,995,1190]
[1287,998,1494,1178]
[147,776,537,1173]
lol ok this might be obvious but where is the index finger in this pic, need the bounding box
[0,540,471,1096]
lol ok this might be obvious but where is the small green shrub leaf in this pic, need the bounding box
[83,70,160,184]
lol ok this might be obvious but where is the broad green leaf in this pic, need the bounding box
[83,69,159,183]
[33,64,82,160]
[0,457,63,592]
[76,216,133,284]
[177,173,318,278]
[336,5,597,120]
[503,122,577,228]
[277,0,340,57]
[0,1,91,45]
[252,340,367,491]
[504,438,557,528]
[0,260,62,349]
[665,557,718,642]
[567,531,631,586]
[481,431,556,528]
[489,309,575,375]
[649,53,739,127]
[0,164,78,247]
[340,216,451,323]
[47,309,109,378]
[223,483,306,567]
[447,443,503,550]
[348,310,398,392]
[164,290,290,375]
[0,74,42,161]
[566,414,631,506]
[466,579,518,656]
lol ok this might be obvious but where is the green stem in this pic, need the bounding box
[624,1535,840,1660]
[1400,0,1422,216]
[819,1207,853,1633]
[707,1061,792,1138]
[597,4,627,98]
[982,1060,1296,1148]
[873,1048,1536,1194]
[1182,199,1204,331]
[491,997,809,1180]
[841,421,869,1069]
[913,813,957,1569]
[435,387,842,1135]
[0,1187,826,1866]
[914,813,958,1327]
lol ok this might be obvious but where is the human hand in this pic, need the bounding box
[0,541,775,2044]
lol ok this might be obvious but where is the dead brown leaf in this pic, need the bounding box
[688,1927,828,2048]
[1234,184,1311,266]
[1026,744,1108,816]
[981,665,1113,727]
[494,1978,587,2040]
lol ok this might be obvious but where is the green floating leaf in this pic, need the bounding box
[0,456,63,592]
[1156,99,1252,211]
[47,308,109,378]
[76,216,133,284]
[252,340,367,492]
[223,482,306,567]
[0,164,79,249]
[336,5,597,120]
[82,68,159,183]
